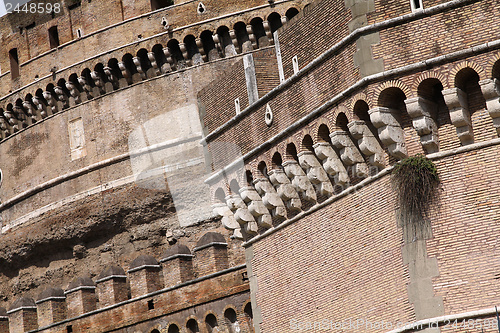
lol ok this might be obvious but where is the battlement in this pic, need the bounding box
[0,232,252,333]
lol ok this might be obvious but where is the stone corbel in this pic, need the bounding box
[212,34,222,54]
[263,20,274,45]
[368,107,408,159]
[132,57,147,80]
[330,131,369,177]
[226,194,258,235]
[77,76,94,99]
[147,52,161,76]
[282,160,317,203]
[42,91,58,114]
[212,203,243,239]
[239,186,273,229]
[162,47,174,72]
[65,81,82,104]
[229,30,241,54]
[54,85,69,108]
[268,168,302,212]
[103,66,119,89]
[313,142,349,185]
[117,62,133,84]
[347,120,386,167]
[12,105,28,128]
[441,88,473,145]
[404,97,439,153]
[479,78,500,136]
[246,25,257,50]
[281,17,287,25]
[32,96,48,118]
[253,177,286,219]
[0,115,10,138]
[3,109,19,132]
[178,43,191,67]
[297,151,334,196]
[22,100,38,123]
[195,38,207,63]
[90,71,106,94]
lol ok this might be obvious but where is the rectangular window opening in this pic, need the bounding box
[66,325,73,333]
[76,28,83,38]
[235,98,241,114]
[151,0,174,11]
[411,0,423,11]
[49,26,60,48]
[9,48,20,79]
[148,299,155,310]
[68,2,81,10]
[292,55,299,75]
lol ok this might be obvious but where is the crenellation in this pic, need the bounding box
[7,297,38,333]
[35,287,66,328]
[64,276,97,318]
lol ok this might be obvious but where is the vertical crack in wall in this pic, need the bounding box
[345,0,384,77]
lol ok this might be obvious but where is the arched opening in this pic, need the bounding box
[317,124,331,143]
[151,0,174,11]
[167,324,180,333]
[137,48,153,77]
[167,39,185,70]
[301,134,314,152]
[200,30,218,61]
[152,44,167,72]
[285,142,299,161]
[335,112,349,132]
[267,12,282,33]
[186,318,200,333]
[234,21,251,53]
[184,35,202,65]
[258,160,269,177]
[250,17,268,48]
[244,302,253,329]
[9,48,20,79]
[353,100,379,139]
[285,7,299,21]
[455,68,485,115]
[224,308,238,333]
[205,313,218,332]
[122,53,138,75]
[214,188,226,203]
[229,179,240,195]
[245,170,254,186]
[216,26,235,57]
[454,67,490,143]
[377,87,411,159]
[150,329,160,333]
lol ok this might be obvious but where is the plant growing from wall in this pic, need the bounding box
[391,154,440,238]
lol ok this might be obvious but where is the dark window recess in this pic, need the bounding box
[9,49,20,79]
[68,2,81,10]
[66,325,73,333]
[413,0,422,9]
[148,299,155,310]
[49,26,60,48]
[151,0,174,11]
